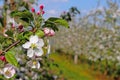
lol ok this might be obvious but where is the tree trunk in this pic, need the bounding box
[74,54,78,64]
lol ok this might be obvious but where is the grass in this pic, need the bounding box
[49,53,112,80]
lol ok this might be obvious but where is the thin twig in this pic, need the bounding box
[0,40,21,55]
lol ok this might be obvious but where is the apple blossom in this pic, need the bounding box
[22,35,44,58]
[27,60,40,69]
[3,64,16,79]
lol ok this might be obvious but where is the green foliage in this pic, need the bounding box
[23,31,33,40]
[0,60,5,68]
[43,17,69,31]
[11,10,33,20]
[17,31,33,41]
[10,10,33,26]
[60,7,80,21]
[5,51,18,67]
[115,64,120,76]
[6,30,14,37]
[35,30,45,37]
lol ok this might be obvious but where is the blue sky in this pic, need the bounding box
[0,0,108,18]
[36,0,107,18]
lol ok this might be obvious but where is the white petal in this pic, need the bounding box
[37,62,40,69]
[34,48,43,57]
[22,42,31,49]
[32,65,36,68]
[30,35,38,43]
[37,39,44,48]
[4,74,12,79]
[3,67,8,73]
[31,61,40,69]
[27,48,34,58]
[10,67,15,76]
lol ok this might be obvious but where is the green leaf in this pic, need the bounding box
[6,30,13,37]
[48,17,69,28]
[54,19,69,28]
[43,17,69,31]
[10,10,33,22]
[17,33,24,40]
[5,51,18,67]
[23,31,33,40]
[35,30,45,37]
[43,22,58,31]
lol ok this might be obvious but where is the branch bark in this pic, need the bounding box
[0,40,20,55]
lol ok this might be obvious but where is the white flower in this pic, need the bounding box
[117,56,120,61]
[27,60,40,69]
[3,64,16,79]
[22,35,44,58]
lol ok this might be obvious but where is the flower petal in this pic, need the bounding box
[30,35,38,43]
[31,65,36,68]
[31,61,40,69]
[34,48,43,57]
[27,48,34,58]
[3,65,15,79]
[10,67,15,76]
[22,42,31,49]
[37,39,44,48]
[37,62,40,69]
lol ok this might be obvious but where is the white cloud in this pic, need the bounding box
[47,10,57,15]
[45,9,60,19]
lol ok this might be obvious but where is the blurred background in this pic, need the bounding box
[1,0,120,80]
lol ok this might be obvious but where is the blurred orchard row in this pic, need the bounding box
[51,0,120,79]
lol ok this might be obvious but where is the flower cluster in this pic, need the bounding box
[43,28,55,36]
[0,1,68,78]
[31,5,45,15]
[22,35,44,69]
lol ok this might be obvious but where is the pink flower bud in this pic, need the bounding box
[43,28,50,35]
[37,11,40,15]
[18,25,24,32]
[18,25,23,29]
[40,5,44,10]
[31,7,35,13]
[42,11,45,15]
[0,56,6,62]
[49,29,55,36]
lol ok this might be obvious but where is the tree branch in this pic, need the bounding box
[0,40,20,55]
